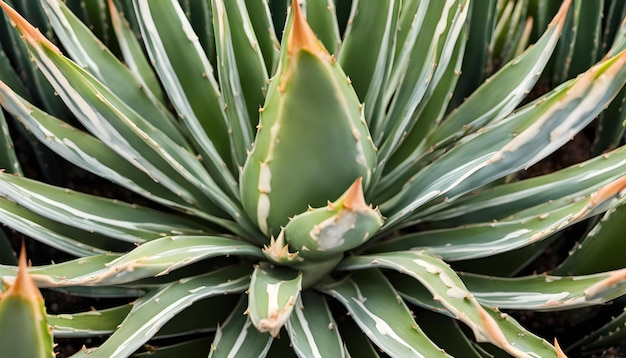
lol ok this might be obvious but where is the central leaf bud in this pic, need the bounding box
[240,1,377,236]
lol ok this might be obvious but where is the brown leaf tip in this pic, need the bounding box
[288,0,328,59]
[0,1,60,53]
[3,242,44,304]
[343,177,368,211]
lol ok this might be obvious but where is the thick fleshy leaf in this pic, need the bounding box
[247,263,302,337]
[338,0,400,132]
[107,0,165,103]
[211,0,265,165]
[0,245,54,358]
[73,265,251,357]
[0,172,210,243]
[243,0,279,74]
[369,176,626,260]
[209,296,273,358]
[421,144,626,224]
[337,252,559,357]
[461,269,626,311]
[286,290,344,358]
[0,2,242,222]
[284,178,383,260]
[382,49,626,227]
[41,0,187,148]
[240,1,376,236]
[0,236,263,287]
[425,0,569,149]
[0,196,128,256]
[376,0,467,167]
[304,0,341,54]
[0,109,20,174]
[133,0,238,191]
[318,269,449,357]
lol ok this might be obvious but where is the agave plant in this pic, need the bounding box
[1,0,626,356]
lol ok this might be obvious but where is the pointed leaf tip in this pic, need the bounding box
[343,177,367,211]
[555,338,567,358]
[6,242,44,305]
[0,1,60,53]
[288,0,327,58]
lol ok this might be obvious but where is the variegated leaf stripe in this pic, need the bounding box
[210,296,273,358]
[369,178,626,260]
[460,268,626,310]
[337,252,559,357]
[247,264,302,337]
[133,0,238,194]
[286,291,344,358]
[318,269,449,357]
[41,0,186,148]
[0,173,209,244]
[71,265,251,358]
[212,0,260,166]
[382,49,626,228]
[0,236,263,287]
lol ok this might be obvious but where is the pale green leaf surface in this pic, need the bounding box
[421,144,626,224]
[427,0,569,149]
[305,0,341,54]
[461,270,626,311]
[382,50,626,227]
[337,252,558,357]
[0,236,263,287]
[377,0,467,162]
[243,0,279,74]
[370,183,626,260]
[41,0,187,148]
[209,296,273,358]
[248,263,302,337]
[133,0,237,190]
[0,172,209,243]
[107,0,165,102]
[286,290,344,358]
[0,196,126,256]
[338,0,400,133]
[131,337,211,358]
[211,0,260,166]
[318,269,449,358]
[72,265,250,358]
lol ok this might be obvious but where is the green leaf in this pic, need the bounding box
[461,269,626,310]
[337,252,559,357]
[382,50,626,227]
[304,0,341,54]
[0,196,127,256]
[72,265,251,358]
[132,337,211,358]
[107,0,165,103]
[49,304,132,337]
[133,0,237,184]
[211,0,265,165]
[286,290,344,358]
[41,0,187,148]
[318,269,449,357]
[0,247,54,358]
[209,295,273,358]
[248,263,302,337]
[243,0,279,74]
[370,178,626,260]
[0,236,263,287]
[0,172,210,244]
[426,0,569,150]
[338,0,400,132]
[556,201,626,275]
[0,109,20,175]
